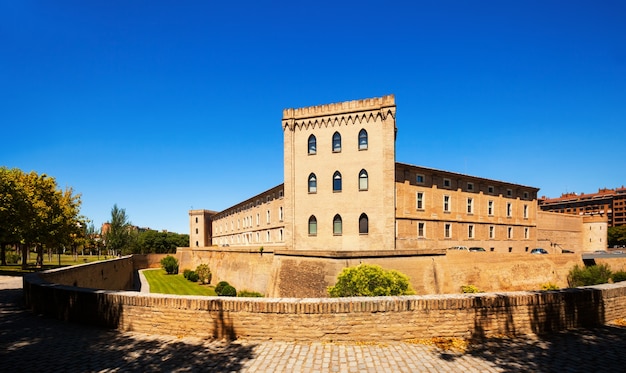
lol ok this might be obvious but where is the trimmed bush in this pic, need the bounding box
[568,264,612,287]
[214,281,230,296]
[220,285,237,297]
[327,264,415,297]
[612,271,626,283]
[195,264,212,284]
[461,285,480,293]
[160,255,179,275]
[6,253,20,264]
[187,271,199,282]
[183,269,192,279]
[238,290,264,297]
[540,282,559,291]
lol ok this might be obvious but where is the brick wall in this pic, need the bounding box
[22,256,626,342]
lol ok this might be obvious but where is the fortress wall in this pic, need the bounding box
[23,263,626,341]
[35,256,135,291]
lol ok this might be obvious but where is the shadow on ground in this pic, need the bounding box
[436,325,626,372]
[0,289,256,372]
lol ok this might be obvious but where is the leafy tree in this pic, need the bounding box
[327,264,415,297]
[135,230,189,254]
[160,255,179,274]
[608,226,626,248]
[104,204,135,256]
[0,167,82,268]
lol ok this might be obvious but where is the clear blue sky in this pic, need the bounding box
[2,1,625,234]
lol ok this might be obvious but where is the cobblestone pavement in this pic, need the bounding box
[3,276,626,372]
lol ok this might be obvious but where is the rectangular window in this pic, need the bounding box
[443,178,451,188]
[417,192,424,210]
[444,223,451,238]
[488,200,494,215]
[467,182,474,191]
[524,227,529,239]
[468,224,474,239]
[507,189,513,197]
[523,191,529,199]
[467,198,474,214]
[489,225,495,239]
[488,185,495,194]
[508,227,513,239]
[523,204,528,219]
[418,222,425,237]
[279,207,284,221]
[266,210,270,224]
[443,195,450,212]
[256,213,260,226]
[416,174,424,184]
[507,203,512,217]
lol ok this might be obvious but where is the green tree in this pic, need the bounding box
[608,226,626,248]
[327,264,415,297]
[104,204,134,256]
[0,168,83,268]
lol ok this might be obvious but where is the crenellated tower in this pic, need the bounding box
[282,95,397,251]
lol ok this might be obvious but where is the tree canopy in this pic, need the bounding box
[0,167,83,267]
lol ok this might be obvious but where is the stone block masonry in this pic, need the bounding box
[23,256,626,342]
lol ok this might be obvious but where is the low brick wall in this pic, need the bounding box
[22,256,626,342]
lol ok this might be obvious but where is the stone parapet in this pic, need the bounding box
[22,256,626,342]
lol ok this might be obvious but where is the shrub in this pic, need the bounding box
[160,255,179,274]
[6,253,20,264]
[220,285,237,297]
[183,269,192,279]
[540,282,560,291]
[461,285,480,293]
[327,264,415,297]
[195,264,212,284]
[187,271,199,282]
[567,264,612,287]
[612,271,626,283]
[214,281,230,296]
[237,290,264,297]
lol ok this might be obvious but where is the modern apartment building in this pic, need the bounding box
[539,187,626,227]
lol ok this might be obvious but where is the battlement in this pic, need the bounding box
[283,94,395,120]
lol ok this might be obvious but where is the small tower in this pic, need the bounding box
[189,209,216,247]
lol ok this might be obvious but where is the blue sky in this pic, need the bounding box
[2,1,625,234]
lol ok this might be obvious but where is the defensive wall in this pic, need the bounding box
[22,254,626,342]
[177,247,591,297]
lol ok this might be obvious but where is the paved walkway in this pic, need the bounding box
[2,276,626,372]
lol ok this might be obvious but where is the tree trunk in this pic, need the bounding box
[21,243,29,270]
[0,243,6,266]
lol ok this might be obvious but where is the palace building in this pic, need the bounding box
[189,95,601,254]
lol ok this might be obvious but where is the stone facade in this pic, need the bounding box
[189,95,589,254]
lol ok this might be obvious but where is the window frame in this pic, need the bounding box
[358,129,368,150]
[359,169,368,191]
[359,213,368,234]
[308,134,317,155]
[333,214,342,235]
[332,132,342,153]
[308,215,317,236]
[333,171,342,192]
[308,173,317,193]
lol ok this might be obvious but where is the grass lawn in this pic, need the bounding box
[142,269,217,296]
[0,254,107,276]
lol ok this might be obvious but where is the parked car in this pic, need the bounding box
[468,247,486,252]
[447,246,468,251]
[530,248,548,254]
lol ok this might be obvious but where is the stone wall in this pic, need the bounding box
[22,260,626,341]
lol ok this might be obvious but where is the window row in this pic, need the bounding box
[308,129,368,155]
[418,193,529,218]
[214,228,285,246]
[308,214,369,235]
[434,223,530,240]
[218,207,284,234]
[309,170,369,193]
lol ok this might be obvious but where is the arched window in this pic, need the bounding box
[359,213,368,234]
[332,132,341,152]
[333,214,342,235]
[308,215,317,235]
[358,129,368,150]
[308,134,317,155]
[333,171,342,192]
[359,169,368,191]
[308,173,317,193]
